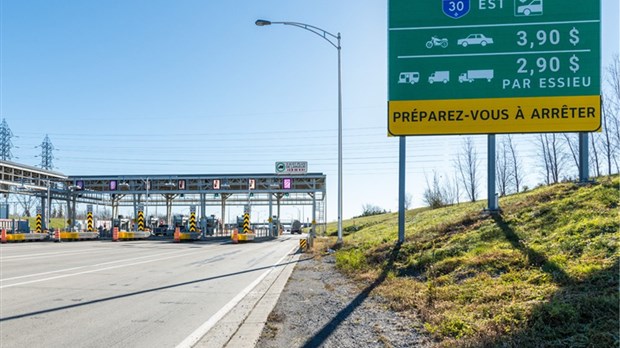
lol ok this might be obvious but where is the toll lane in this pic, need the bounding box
[0,237,300,348]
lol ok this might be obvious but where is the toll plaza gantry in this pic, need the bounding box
[0,160,327,238]
[65,173,326,236]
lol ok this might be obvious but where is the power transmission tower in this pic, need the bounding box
[0,119,15,161]
[38,134,56,170]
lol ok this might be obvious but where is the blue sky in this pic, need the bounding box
[1,1,618,222]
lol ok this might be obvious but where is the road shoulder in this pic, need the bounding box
[192,248,302,348]
[256,252,430,348]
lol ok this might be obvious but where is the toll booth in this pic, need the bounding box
[270,217,280,237]
[172,214,188,232]
[113,216,130,231]
[205,215,217,236]
[17,220,30,233]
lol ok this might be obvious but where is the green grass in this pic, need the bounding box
[325,175,619,347]
[19,217,67,230]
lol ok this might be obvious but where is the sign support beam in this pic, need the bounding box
[398,137,406,244]
[579,132,589,182]
[487,134,498,212]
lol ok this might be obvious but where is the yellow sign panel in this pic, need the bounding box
[388,95,600,136]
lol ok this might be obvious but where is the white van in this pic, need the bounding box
[428,71,450,84]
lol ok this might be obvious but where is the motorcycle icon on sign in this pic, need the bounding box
[426,36,448,48]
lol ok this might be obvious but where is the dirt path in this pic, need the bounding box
[256,252,430,348]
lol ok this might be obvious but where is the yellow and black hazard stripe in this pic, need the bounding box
[243,213,250,234]
[137,211,145,231]
[189,212,197,232]
[87,212,94,232]
[36,214,42,233]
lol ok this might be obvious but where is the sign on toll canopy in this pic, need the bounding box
[388,0,601,136]
[275,161,308,175]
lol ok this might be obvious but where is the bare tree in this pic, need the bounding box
[562,133,580,177]
[496,137,511,196]
[57,204,64,218]
[16,195,36,217]
[601,56,620,175]
[506,135,524,192]
[538,134,566,184]
[454,137,480,202]
[404,192,413,210]
[590,131,602,177]
[95,208,111,219]
[423,171,445,209]
[442,173,458,205]
[452,171,461,204]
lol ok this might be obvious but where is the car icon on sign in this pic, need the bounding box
[516,0,543,16]
[457,34,494,47]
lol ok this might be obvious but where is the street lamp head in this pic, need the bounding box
[255,19,272,26]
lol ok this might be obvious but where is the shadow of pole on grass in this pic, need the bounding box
[492,213,619,346]
[301,243,402,348]
[492,259,619,347]
[492,214,570,285]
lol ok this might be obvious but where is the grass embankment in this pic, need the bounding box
[326,175,619,347]
[19,217,66,230]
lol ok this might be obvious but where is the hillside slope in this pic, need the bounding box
[332,175,619,347]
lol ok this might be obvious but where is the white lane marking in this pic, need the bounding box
[0,248,118,261]
[0,248,210,289]
[0,249,188,282]
[175,244,298,348]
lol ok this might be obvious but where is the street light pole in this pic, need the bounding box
[46,180,51,231]
[145,177,149,228]
[256,19,344,244]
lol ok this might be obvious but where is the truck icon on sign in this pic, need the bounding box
[515,0,543,16]
[458,70,494,83]
[429,71,450,84]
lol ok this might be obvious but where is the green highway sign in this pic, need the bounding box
[388,0,601,135]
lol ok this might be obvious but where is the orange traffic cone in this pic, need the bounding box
[1,229,6,244]
[232,228,239,244]
[174,227,180,243]
[112,227,119,242]
[54,228,61,243]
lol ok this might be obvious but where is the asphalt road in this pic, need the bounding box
[0,236,301,348]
